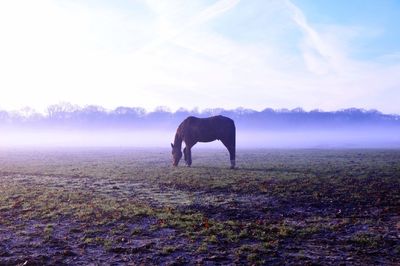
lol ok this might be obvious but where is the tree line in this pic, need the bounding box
[1,103,399,130]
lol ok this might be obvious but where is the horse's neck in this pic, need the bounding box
[173,133,183,149]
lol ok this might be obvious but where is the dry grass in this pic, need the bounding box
[0,148,399,265]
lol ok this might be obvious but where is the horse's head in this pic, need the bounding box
[171,143,182,166]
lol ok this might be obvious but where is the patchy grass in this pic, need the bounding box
[0,148,399,265]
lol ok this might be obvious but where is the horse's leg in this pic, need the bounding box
[183,141,195,167]
[221,139,235,169]
[183,147,188,163]
[182,142,191,166]
[186,145,192,167]
[228,145,236,169]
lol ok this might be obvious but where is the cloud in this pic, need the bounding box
[280,0,400,113]
[139,0,240,53]
[0,0,399,114]
[284,0,349,75]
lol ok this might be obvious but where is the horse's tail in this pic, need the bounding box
[232,120,236,158]
[229,119,236,169]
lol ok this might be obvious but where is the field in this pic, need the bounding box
[0,148,399,265]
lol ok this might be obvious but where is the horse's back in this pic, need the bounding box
[183,115,234,129]
[179,115,234,143]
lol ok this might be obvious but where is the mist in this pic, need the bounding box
[239,129,400,149]
[1,105,399,148]
[0,129,172,148]
[1,127,399,149]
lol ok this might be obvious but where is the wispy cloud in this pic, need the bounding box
[284,0,348,74]
[139,0,240,53]
[0,0,399,113]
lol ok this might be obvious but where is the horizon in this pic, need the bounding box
[1,103,399,148]
[1,1,400,113]
[1,103,400,116]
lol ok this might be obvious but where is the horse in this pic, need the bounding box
[171,115,236,169]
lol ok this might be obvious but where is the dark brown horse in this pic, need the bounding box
[171,115,236,168]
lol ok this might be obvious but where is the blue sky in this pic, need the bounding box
[293,0,400,59]
[0,0,399,113]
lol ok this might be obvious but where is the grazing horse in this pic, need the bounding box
[171,115,236,169]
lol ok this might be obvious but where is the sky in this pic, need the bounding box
[0,0,399,114]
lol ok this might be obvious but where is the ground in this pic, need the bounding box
[0,148,399,265]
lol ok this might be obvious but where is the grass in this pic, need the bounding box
[0,148,399,265]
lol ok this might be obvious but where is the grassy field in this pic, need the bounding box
[0,148,399,265]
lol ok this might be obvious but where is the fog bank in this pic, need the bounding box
[1,106,399,148]
[1,128,399,149]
